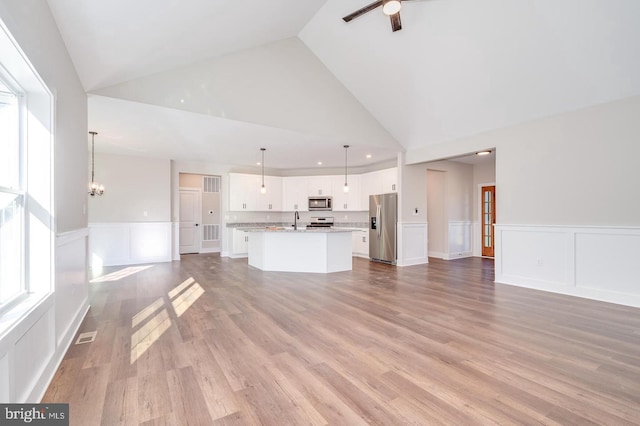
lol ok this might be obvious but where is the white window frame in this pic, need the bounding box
[0,19,54,331]
[0,69,27,313]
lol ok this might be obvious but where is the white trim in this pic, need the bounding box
[198,247,221,254]
[495,224,640,308]
[55,227,89,247]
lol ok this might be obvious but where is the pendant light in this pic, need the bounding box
[343,145,350,193]
[260,148,266,194]
[88,131,105,196]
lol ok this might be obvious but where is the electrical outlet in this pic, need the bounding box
[536,259,543,266]
[143,211,148,217]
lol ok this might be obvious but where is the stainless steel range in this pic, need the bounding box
[306,217,334,229]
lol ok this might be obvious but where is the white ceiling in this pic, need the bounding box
[47,0,640,171]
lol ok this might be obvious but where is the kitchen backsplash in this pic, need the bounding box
[226,210,369,228]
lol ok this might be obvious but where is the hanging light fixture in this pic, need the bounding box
[88,131,105,196]
[343,145,350,193]
[260,148,266,194]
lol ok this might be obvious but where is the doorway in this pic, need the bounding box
[427,169,447,259]
[481,185,496,257]
[179,188,201,254]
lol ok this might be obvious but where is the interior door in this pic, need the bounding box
[481,185,496,257]
[179,189,201,254]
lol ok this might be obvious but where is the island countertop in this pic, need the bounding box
[247,228,353,273]
[243,227,354,233]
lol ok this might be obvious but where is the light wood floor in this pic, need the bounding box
[43,255,640,425]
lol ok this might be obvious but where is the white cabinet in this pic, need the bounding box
[231,229,249,258]
[380,168,398,193]
[282,177,308,211]
[331,174,362,211]
[307,176,332,196]
[360,167,397,207]
[230,174,282,211]
[229,173,259,211]
[352,228,369,257]
[256,175,282,211]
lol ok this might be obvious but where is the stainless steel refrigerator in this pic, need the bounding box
[369,193,397,264]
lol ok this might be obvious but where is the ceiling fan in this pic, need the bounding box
[343,0,423,32]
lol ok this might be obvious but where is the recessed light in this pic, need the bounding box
[366,154,372,159]
[317,161,323,165]
[256,162,261,166]
[180,99,185,104]
[476,151,491,156]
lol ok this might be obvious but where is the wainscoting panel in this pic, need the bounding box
[14,308,54,402]
[446,221,473,260]
[0,228,90,402]
[90,222,172,267]
[496,225,640,307]
[398,222,428,267]
[575,229,640,295]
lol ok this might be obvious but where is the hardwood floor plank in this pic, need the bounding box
[182,338,239,421]
[66,365,110,426]
[100,376,137,426]
[138,371,173,423]
[42,255,640,425]
[166,367,213,425]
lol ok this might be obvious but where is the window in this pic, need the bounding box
[0,19,54,323]
[0,75,25,308]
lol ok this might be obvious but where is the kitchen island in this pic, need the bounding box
[245,228,353,273]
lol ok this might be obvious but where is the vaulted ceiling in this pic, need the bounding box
[47,0,640,170]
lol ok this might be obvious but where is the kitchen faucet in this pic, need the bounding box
[294,211,300,230]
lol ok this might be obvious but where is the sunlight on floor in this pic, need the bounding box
[91,265,154,283]
[129,276,205,364]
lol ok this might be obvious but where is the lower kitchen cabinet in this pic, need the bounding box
[230,228,249,258]
[352,228,369,258]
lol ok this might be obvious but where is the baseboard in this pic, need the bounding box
[199,248,221,254]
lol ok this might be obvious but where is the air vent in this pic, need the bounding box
[203,176,220,193]
[75,331,97,345]
[203,224,220,241]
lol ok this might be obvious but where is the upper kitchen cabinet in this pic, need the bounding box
[331,174,361,211]
[229,173,260,211]
[307,176,332,196]
[230,173,282,211]
[380,168,398,193]
[282,177,309,211]
[360,167,398,207]
[256,175,282,211]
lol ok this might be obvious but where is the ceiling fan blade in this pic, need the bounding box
[390,12,402,32]
[343,1,383,22]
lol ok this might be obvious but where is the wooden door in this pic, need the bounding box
[481,185,496,257]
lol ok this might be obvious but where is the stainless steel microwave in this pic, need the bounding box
[308,196,332,211]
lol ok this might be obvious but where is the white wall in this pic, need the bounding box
[88,153,172,267]
[427,170,446,258]
[425,161,474,260]
[89,153,171,222]
[0,0,89,402]
[406,96,640,306]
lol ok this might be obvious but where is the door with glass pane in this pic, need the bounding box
[481,186,496,257]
